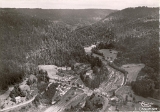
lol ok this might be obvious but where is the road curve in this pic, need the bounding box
[0,95,37,112]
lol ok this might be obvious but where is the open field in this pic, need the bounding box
[99,49,118,61]
[121,64,145,82]
[38,65,61,81]
[0,87,13,101]
[38,65,72,81]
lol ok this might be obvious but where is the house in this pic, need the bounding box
[86,70,93,79]
[15,96,21,103]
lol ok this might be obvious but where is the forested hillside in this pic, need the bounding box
[9,8,116,26]
[0,8,115,90]
[76,7,158,69]
[76,7,159,99]
[0,7,159,100]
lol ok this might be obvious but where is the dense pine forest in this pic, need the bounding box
[0,7,159,100]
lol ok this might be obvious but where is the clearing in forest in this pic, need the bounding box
[121,64,145,82]
[38,65,60,80]
[99,49,118,61]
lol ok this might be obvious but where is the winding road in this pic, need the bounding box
[0,95,37,112]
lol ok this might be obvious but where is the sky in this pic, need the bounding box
[0,0,158,10]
